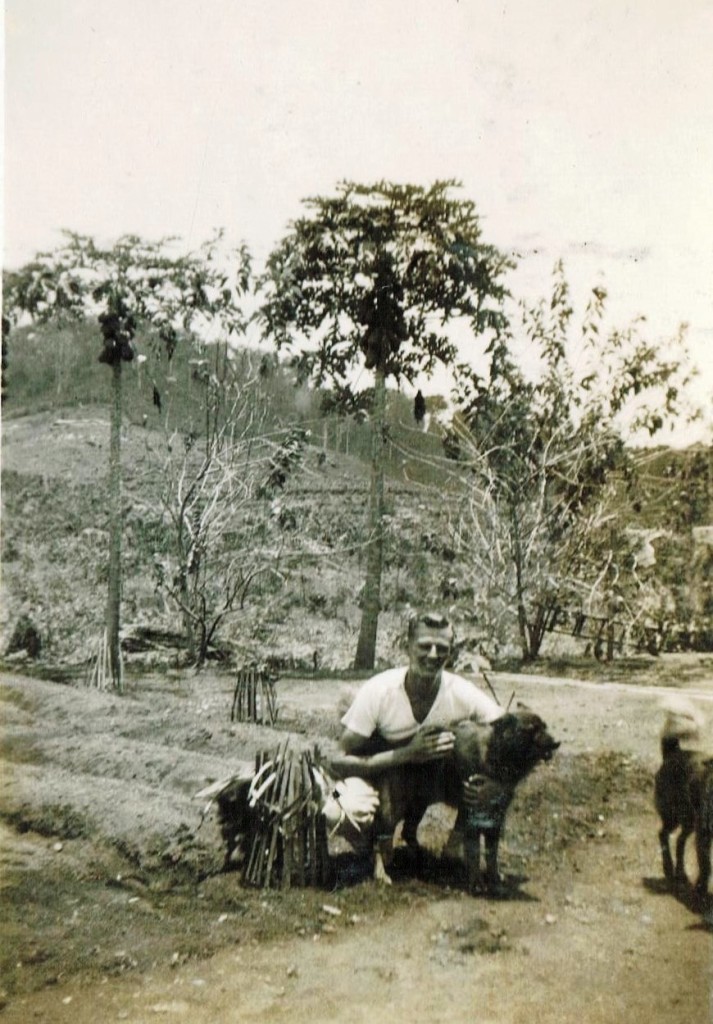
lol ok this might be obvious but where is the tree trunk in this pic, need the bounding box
[107,359,124,692]
[354,365,387,669]
[528,602,548,661]
[510,506,534,661]
[179,578,198,663]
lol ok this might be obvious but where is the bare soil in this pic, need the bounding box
[2,656,713,1023]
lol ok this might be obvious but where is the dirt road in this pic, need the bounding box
[2,660,713,1022]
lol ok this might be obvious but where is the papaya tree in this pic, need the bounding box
[2,231,251,688]
[446,261,698,661]
[257,179,512,667]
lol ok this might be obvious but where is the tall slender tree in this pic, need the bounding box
[3,231,251,688]
[257,180,512,667]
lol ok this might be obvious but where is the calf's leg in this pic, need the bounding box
[463,832,482,894]
[484,827,506,894]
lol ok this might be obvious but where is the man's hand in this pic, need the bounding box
[333,725,455,778]
[462,772,491,808]
[462,773,512,820]
[405,725,455,763]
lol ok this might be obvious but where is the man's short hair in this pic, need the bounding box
[407,611,454,643]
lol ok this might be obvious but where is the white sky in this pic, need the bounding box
[3,0,712,443]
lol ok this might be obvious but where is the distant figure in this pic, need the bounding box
[414,390,426,425]
[153,386,162,413]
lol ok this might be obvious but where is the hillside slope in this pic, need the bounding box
[1,406,459,671]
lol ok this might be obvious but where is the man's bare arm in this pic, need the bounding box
[330,726,455,779]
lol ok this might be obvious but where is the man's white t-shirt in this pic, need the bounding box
[340,667,502,745]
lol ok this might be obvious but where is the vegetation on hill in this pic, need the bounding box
[2,312,710,671]
[2,319,453,482]
[444,261,709,661]
[1,319,464,670]
[2,223,710,673]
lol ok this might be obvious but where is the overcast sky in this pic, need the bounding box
[4,0,712,443]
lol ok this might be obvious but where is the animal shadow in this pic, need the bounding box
[396,847,537,901]
[331,847,536,900]
[642,875,713,923]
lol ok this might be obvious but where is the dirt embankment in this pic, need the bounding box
[1,657,713,1023]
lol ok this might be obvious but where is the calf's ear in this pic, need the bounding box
[494,712,518,733]
[516,701,532,711]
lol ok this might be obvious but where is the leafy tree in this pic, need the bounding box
[3,232,251,687]
[662,449,711,530]
[150,359,306,666]
[257,179,512,667]
[447,261,697,661]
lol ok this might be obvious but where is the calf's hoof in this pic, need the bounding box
[484,875,510,899]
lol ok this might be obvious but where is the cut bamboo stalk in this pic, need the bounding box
[85,628,121,690]
[241,742,330,890]
[231,664,279,725]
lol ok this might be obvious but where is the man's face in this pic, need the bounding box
[408,624,453,679]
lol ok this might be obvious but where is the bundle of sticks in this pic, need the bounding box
[85,628,123,693]
[231,663,279,725]
[243,741,330,890]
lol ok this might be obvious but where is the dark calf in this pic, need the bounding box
[373,706,559,893]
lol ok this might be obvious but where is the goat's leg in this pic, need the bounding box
[218,781,251,872]
[673,825,692,884]
[658,824,676,884]
[222,832,238,870]
[694,828,711,898]
[693,770,713,899]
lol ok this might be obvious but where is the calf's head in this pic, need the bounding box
[453,705,559,785]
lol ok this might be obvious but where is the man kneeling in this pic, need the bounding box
[327,611,503,878]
